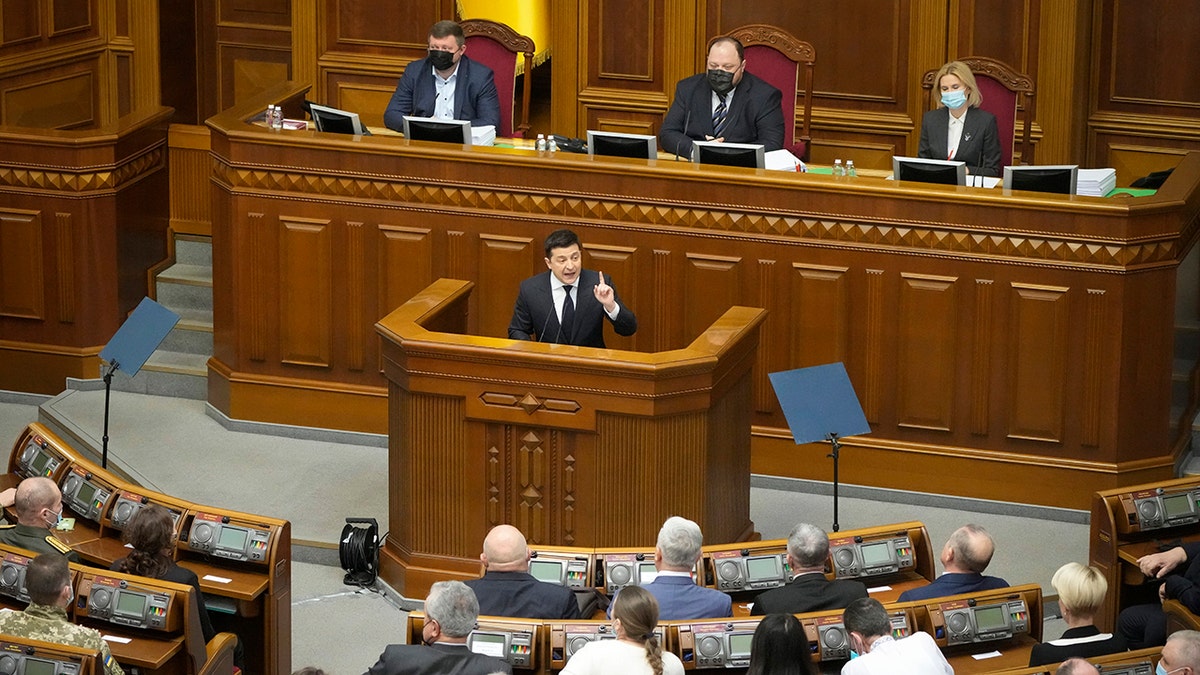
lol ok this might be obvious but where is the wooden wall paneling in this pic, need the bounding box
[0,209,46,320]
[584,243,638,352]
[952,0,1037,70]
[125,0,161,114]
[1032,0,1087,164]
[279,216,332,367]
[54,213,74,322]
[478,234,536,341]
[409,393,473,556]
[167,124,212,236]
[896,273,958,432]
[0,1,41,50]
[862,268,885,424]
[789,263,849,369]
[1,63,98,128]
[683,252,740,346]
[1006,283,1070,443]
[577,0,672,137]
[377,224,434,318]
[549,0,580,134]
[346,220,365,371]
[753,258,775,414]
[219,43,291,113]
[970,279,994,435]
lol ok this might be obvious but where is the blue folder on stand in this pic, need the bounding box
[768,363,870,445]
[100,297,180,377]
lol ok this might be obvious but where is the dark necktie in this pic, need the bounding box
[712,94,728,137]
[560,285,575,344]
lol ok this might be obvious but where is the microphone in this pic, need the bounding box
[675,105,691,161]
[539,305,554,344]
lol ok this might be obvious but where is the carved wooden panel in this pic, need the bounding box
[953,0,1038,76]
[406,392,475,556]
[896,273,958,432]
[54,212,74,323]
[324,72,397,127]
[378,225,433,317]
[1,66,97,128]
[326,0,448,52]
[51,0,93,36]
[220,0,290,27]
[279,216,332,367]
[1007,283,1069,442]
[1,1,41,48]
[479,235,537,340]
[591,0,658,84]
[1103,0,1200,112]
[0,209,45,320]
[789,263,849,368]
[585,243,638,352]
[219,44,291,112]
[684,252,741,346]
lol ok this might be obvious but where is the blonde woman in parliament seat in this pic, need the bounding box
[1029,563,1127,666]
[918,60,1002,177]
[560,585,683,675]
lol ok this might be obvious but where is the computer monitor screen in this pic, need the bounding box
[403,116,472,145]
[23,660,55,675]
[859,541,894,567]
[115,590,148,619]
[1164,493,1194,520]
[892,156,967,186]
[972,605,1009,632]
[1002,165,1079,195]
[468,631,508,658]
[587,131,657,160]
[30,449,52,475]
[529,559,564,585]
[218,525,250,551]
[692,141,765,169]
[746,555,783,582]
[308,103,369,136]
[637,562,658,584]
[728,632,754,658]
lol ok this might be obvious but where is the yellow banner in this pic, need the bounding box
[458,0,551,66]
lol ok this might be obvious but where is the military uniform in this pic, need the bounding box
[0,603,123,675]
[0,523,79,562]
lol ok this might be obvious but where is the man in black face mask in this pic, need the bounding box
[659,36,785,158]
[383,20,501,133]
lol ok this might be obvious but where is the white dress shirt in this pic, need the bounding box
[432,62,460,120]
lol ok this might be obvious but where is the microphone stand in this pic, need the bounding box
[101,360,120,469]
[827,432,842,532]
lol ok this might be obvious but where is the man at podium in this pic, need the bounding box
[508,229,637,348]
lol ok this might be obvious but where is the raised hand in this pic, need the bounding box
[593,271,616,311]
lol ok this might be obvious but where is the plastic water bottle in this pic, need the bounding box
[833,159,845,177]
[536,134,547,151]
[846,160,857,177]
[548,136,558,152]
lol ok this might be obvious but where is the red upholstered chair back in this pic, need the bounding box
[922,56,1036,166]
[722,25,816,161]
[461,19,535,138]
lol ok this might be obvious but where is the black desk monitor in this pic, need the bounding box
[402,116,472,145]
[586,131,657,160]
[308,103,371,136]
[892,156,966,186]
[692,141,765,169]
[1003,165,1079,195]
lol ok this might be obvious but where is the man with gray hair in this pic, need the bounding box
[1055,658,1100,675]
[898,523,1008,602]
[751,522,866,615]
[364,580,512,675]
[641,516,731,619]
[1158,629,1200,674]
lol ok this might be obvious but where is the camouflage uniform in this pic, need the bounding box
[0,603,123,675]
[0,523,79,562]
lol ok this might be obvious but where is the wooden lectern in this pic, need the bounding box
[375,279,767,595]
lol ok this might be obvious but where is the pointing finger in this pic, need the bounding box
[598,271,606,286]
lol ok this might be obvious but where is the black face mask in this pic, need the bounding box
[428,50,456,71]
[707,69,735,95]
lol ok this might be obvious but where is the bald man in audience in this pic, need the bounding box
[897,523,1007,601]
[464,525,580,619]
[1055,658,1100,675]
[1158,629,1200,674]
[0,477,78,562]
[751,522,866,615]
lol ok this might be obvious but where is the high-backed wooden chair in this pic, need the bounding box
[460,18,535,138]
[723,24,816,161]
[922,56,1036,166]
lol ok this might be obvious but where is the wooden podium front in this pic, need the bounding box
[376,279,766,595]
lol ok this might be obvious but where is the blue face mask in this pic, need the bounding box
[1158,664,1183,675]
[941,90,968,110]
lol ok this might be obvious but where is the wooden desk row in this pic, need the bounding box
[525,520,936,612]
[3,424,291,675]
[0,543,234,675]
[405,584,1048,674]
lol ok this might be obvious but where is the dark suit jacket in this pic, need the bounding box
[644,575,733,620]
[507,270,637,348]
[111,558,215,643]
[365,643,511,675]
[896,571,1009,602]
[383,55,500,132]
[750,573,867,615]
[917,107,1002,177]
[465,571,581,620]
[1028,625,1128,667]
[659,72,784,157]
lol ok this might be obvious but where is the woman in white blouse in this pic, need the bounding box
[560,585,684,675]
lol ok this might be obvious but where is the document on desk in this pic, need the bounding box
[765,148,802,172]
[471,125,496,147]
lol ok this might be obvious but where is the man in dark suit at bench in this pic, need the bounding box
[466,524,580,620]
[751,522,866,615]
[898,524,1007,602]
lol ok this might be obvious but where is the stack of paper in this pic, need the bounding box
[1076,168,1117,197]
[471,125,497,147]
[765,148,803,172]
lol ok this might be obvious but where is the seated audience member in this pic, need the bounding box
[640,516,731,620]
[1055,658,1100,675]
[365,580,512,675]
[111,504,244,666]
[1118,543,1200,649]
[382,20,500,132]
[746,613,816,675]
[464,524,580,619]
[560,585,683,675]
[917,60,1002,177]
[1158,630,1200,674]
[1029,562,1127,666]
[0,554,123,675]
[658,36,784,157]
[897,523,1007,602]
[751,523,866,615]
[0,477,78,561]
[840,597,953,675]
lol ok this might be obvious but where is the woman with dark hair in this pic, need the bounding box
[561,585,683,675]
[746,613,817,675]
[110,504,238,664]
